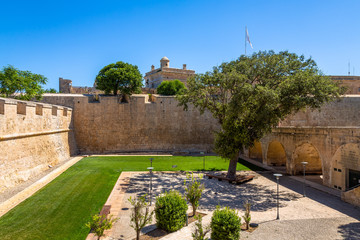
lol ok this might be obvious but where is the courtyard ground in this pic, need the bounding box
[104,171,360,240]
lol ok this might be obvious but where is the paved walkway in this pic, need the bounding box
[103,171,360,240]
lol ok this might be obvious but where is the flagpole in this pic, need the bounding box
[245,26,247,55]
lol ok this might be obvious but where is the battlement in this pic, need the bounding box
[0,97,73,136]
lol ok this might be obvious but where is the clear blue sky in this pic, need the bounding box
[1,0,359,90]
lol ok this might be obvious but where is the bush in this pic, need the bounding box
[155,190,188,232]
[157,79,186,95]
[210,206,241,240]
[184,172,205,216]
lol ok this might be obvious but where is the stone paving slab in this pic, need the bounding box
[0,156,84,217]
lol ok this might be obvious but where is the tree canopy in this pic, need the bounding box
[95,61,142,96]
[157,79,186,95]
[177,50,346,179]
[0,65,47,100]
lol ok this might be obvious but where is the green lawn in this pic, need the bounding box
[0,156,256,240]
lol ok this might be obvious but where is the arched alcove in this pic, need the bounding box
[332,143,360,190]
[292,142,322,175]
[266,141,286,166]
[248,141,263,161]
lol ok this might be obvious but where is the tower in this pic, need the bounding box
[160,56,170,68]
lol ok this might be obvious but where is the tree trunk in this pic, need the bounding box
[226,151,240,180]
[136,230,140,240]
[113,87,118,96]
[192,204,196,217]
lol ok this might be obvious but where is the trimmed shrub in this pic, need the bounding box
[155,190,188,232]
[210,206,241,240]
[157,79,186,95]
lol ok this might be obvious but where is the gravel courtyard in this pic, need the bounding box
[106,171,360,240]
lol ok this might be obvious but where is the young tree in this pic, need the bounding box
[86,213,117,240]
[0,65,47,100]
[128,195,154,240]
[184,172,205,216]
[177,51,345,180]
[157,79,186,95]
[95,61,142,96]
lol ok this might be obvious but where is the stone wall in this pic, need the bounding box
[342,186,360,207]
[0,98,77,193]
[41,94,219,154]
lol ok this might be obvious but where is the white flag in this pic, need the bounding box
[246,28,253,49]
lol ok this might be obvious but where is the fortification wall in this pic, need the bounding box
[279,96,360,127]
[0,98,77,193]
[41,94,219,154]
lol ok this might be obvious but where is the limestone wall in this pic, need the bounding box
[41,94,219,154]
[342,186,360,207]
[279,96,360,127]
[0,98,77,193]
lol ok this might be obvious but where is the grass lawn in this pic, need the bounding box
[0,155,258,240]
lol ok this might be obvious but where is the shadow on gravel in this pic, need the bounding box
[337,222,360,240]
[125,172,300,212]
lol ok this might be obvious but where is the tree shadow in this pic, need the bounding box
[125,172,301,212]
[337,222,360,240]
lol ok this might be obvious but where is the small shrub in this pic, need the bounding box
[155,190,188,232]
[184,172,205,216]
[210,206,241,240]
[129,195,154,240]
[157,80,186,95]
[242,200,251,230]
[86,213,117,240]
[192,214,210,240]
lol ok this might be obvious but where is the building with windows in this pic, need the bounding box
[144,57,195,88]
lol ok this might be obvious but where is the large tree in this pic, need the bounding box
[177,51,345,179]
[0,65,47,100]
[95,61,142,96]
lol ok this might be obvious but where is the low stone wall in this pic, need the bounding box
[342,186,360,207]
[0,98,77,193]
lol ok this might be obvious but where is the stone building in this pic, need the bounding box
[330,76,360,94]
[144,57,195,88]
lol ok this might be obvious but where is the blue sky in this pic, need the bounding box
[1,0,359,90]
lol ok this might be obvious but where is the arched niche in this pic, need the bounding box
[292,142,322,175]
[266,141,286,166]
[332,143,360,190]
[248,141,263,161]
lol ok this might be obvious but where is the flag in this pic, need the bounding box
[246,28,253,49]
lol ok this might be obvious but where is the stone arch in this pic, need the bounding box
[292,142,322,175]
[266,141,287,166]
[248,141,263,161]
[331,143,360,190]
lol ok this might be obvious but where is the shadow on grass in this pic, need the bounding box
[238,158,267,171]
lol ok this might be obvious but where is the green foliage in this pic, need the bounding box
[0,156,252,240]
[184,172,205,216]
[157,79,186,95]
[242,201,251,230]
[177,50,346,178]
[86,213,117,240]
[0,65,47,100]
[210,206,241,240]
[192,214,210,240]
[95,61,142,96]
[128,195,154,240]
[155,190,188,232]
[44,88,57,93]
